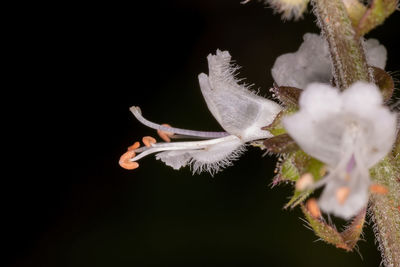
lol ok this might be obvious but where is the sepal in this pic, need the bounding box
[340,208,367,250]
[301,203,366,251]
[262,108,296,136]
[270,84,302,108]
[283,151,325,208]
[273,150,325,208]
[372,66,394,102]
[263,133,299,154]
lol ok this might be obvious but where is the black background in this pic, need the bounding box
[8,1,400,266]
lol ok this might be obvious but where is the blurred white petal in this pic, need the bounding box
[271,33,387,88]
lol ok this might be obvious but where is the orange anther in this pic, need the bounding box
[127,141,140,151]
[369,184,388,195]
[306,198,321,218]
[157,124,174,142]
[119,150,139,170]
[336,186,350,205]
[142,136,157,147]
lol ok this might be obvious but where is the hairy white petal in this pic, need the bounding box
[155,150,192,170]
[199,50,282,142]
[271,33,387,88]
[155,135,245,175]
[191,142,246,175]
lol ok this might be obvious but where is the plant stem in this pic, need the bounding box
[312,0,372,89]
[370,159,400,267]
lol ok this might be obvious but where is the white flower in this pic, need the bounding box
[271,33,387,89]
[119,50,282,175]
[283,82,397,219]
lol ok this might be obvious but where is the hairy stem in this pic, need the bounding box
[370,158,400,267]
[312,0,372,89]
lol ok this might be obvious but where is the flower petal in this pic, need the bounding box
[271,34,387,88]
[364,38,387,69]
[341,82,397,167]
[155,150,192,170]
[298,83,342,119]
[283,111,343,166]
[342,82,383,113]
[283,83,344,165]
[156,135,245,175]
[318,167,369,220]
[199,50,282,142]
[271,33,332,88]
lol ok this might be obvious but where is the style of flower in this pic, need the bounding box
[283,82,397,219]
[271,33,387,88]
[119,50,282,175]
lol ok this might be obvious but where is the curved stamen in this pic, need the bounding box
[120,142,141,170]
[128,141,141,151]
[131,135,239,162]
[142,136,157,147]
[157,123,174,142]
[130,106,230,138]
[119,150,139,170]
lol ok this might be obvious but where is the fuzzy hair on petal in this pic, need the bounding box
[199,50,282,142]
[156,136,246,176]
[155,150,193,170]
